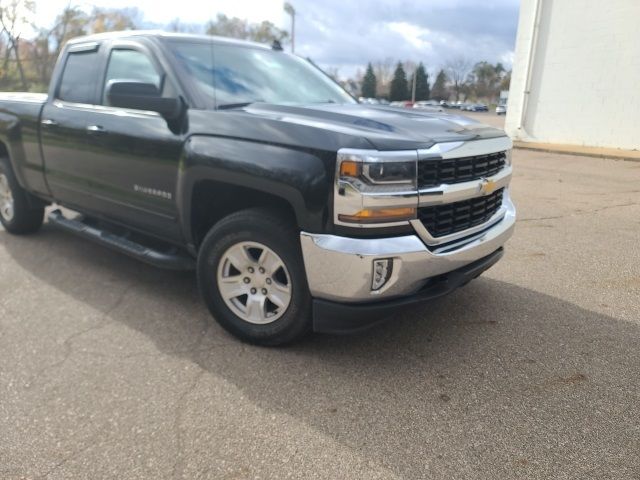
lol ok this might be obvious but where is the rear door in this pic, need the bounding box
[40,42,103,209]
[40,39,185,242]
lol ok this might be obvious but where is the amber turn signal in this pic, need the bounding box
[338,207,416,224]
[339,160,361,177]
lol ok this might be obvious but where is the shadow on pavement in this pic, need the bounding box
[3,225,639,478]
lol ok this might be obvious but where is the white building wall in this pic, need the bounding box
[505,0,640,151]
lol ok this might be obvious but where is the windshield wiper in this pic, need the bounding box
[217,101,262,110]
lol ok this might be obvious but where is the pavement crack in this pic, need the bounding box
[27,284,131,387]
[519,201,639,222]
[36,437,97,479]
[519,214,565,222]
[120,343,238,360]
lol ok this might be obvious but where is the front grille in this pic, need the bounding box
[418,151,506,188]
[418,188,504,237]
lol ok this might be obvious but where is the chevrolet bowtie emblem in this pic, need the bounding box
[480,178,497,195]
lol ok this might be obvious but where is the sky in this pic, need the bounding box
[31,0,520,79]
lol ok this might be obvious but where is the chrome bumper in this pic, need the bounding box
[300,194,515,303]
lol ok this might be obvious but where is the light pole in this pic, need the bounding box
[284,2,296,53]
[411,71,417,103]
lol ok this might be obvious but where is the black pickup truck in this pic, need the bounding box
[0,31,515,345]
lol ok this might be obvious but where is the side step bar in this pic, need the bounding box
[47,210,195,271]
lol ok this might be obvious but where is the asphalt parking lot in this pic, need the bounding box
[1,120,639,479]
[462,109,506,128]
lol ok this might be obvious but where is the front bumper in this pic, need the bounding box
[301,195,514,303]
[300,193,515,332]
[312,248,504,334]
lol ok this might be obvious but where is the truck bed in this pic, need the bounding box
[0,92,48,103]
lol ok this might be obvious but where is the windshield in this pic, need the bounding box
[167,40,356,108]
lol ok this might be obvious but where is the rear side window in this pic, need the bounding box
[57,51,100,104]
[103,49,161,104]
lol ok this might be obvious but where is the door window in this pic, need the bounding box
[57,50,100,104]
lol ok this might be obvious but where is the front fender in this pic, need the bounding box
[177,135,334,245]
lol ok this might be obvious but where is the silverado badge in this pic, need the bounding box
[134,184,172,200]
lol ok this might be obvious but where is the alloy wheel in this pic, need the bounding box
[216,241,292,324]
[0,173,14,222]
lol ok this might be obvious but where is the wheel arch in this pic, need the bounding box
[0,121,25,187]
[187,179,302,249]
[177,135,333,251]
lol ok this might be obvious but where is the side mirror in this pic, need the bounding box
[106,80,182,120]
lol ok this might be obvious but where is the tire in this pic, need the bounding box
[197,208,312,346]
[0,157,44,234]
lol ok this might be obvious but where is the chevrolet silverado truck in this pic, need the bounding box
[0,31,515,345]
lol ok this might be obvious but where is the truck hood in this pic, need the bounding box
[237,103,506,150]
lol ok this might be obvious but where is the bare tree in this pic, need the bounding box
[467,61,499,101]
[324,66,340,82]
[90,7,139,33]
[31,5,88,87]
[373,57,395,98]
[168,18,184,33]
[403,60,417,78]
[206,13,287,44]
[167,18,200,33]
[51,6,87,56]
[445,56,472,101]
[0,0,35,90]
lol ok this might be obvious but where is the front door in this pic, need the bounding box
[40,41,185,242]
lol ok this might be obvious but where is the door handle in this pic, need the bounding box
[86,125,106,134]
[41,118,58,127]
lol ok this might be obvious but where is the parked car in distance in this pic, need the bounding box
[466,104,488,112]
[0,31,515,346]
[358,97,380,105]
[496,104,507,115]
[413,101,444,112]
[389,100,415,108]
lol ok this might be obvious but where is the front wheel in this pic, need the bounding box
[0,157,44,234]
[197,208,312,346]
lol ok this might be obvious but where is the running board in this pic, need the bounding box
[47,210,195,271]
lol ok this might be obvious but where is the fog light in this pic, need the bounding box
[372,259,393,291]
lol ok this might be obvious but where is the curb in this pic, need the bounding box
[513,141,640,163]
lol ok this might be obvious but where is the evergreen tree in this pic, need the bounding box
[413,62,430,101]
[389,62,409,101]
[430,69,448,101]
[361,62,377,98]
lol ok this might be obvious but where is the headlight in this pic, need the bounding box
[334,149,418,227]
[339,159,416,185]
[337,150,417,187]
